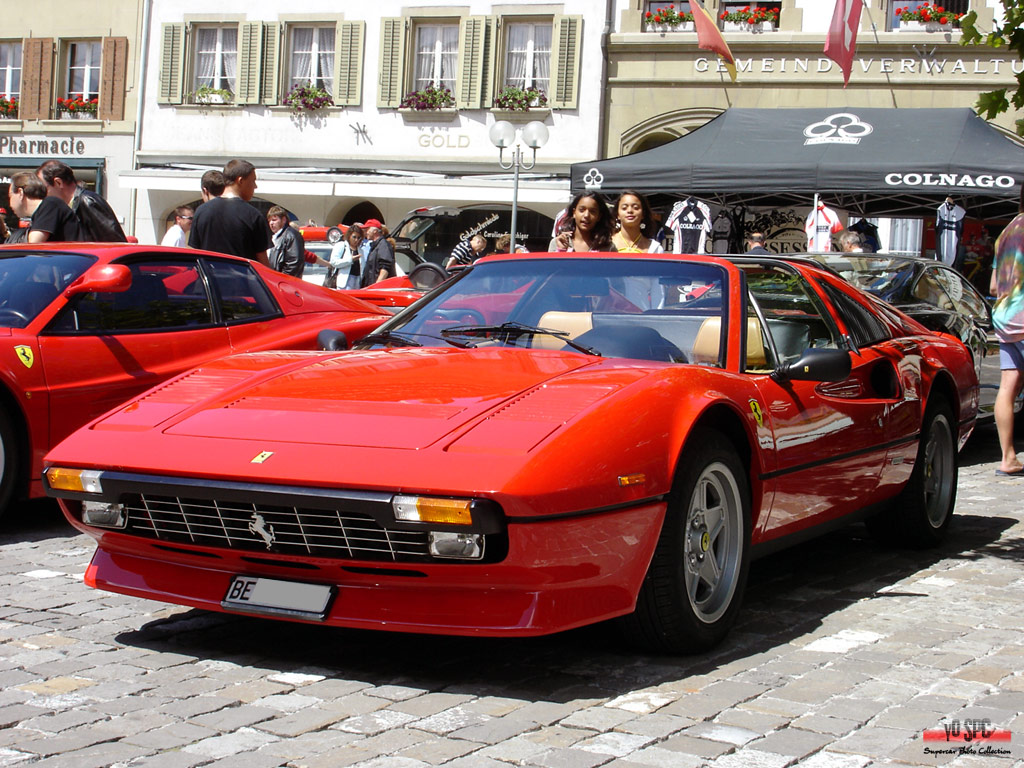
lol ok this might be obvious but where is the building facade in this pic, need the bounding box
[0,0,142,236]
[126,0,610,245]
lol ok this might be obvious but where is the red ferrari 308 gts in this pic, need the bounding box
[0,243,389,516]
[44,252,978,653]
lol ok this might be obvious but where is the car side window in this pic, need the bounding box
[819,280,891,348]
[912,269,955,310]
[51,260,213,333]
[203,258,279,323]
[932,266,989,324]
[743,265,839,371]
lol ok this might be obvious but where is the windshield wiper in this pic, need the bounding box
[440,321,601,356]
[360,330,423,348]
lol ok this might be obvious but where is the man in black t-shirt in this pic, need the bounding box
[189,159,272,266]
[8,171,82,243]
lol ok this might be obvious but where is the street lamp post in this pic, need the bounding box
[489,120,549,253]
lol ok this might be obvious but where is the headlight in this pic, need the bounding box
[82,501,127,529]
[393,495,473,525]
[45,467,104,494]
[429,532,483,559]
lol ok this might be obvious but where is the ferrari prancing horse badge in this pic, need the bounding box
[14,346,34,369]
[748,398,764,427]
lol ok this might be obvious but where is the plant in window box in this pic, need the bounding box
[284,82,334,114]
[644,6,695,31]
[720,6,780,31]
[191,85,234,105]
[0,97,17,119]
[894,3,963,29]
[56,96,98,119]
[399,83,456,111]
[493,86,548,112]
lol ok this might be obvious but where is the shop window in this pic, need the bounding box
[193,26,238,97]
[288,25,335,94]
[502,20,551,94]
[0,41,21,100]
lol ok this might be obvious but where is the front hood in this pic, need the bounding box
[92,348,641,451]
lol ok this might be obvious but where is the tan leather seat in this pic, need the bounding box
[692,316,768,368]
[534,311,593,349]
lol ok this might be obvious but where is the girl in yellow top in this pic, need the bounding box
[612,190,664,253]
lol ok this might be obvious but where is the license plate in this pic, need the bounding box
[222,576,335,621]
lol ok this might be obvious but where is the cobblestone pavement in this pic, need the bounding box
[1,424,1022,768]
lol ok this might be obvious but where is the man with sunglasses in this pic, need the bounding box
[161,206,194,248]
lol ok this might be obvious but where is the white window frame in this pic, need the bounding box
[0,41,21,99]
[288,25,336,94]
[502,20,551,93]
[193,25,238,94]
[412,22,458,92]
[65,40,101,100]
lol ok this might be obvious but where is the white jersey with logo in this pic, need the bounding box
[667,198,712,254]
[805,204,843,252]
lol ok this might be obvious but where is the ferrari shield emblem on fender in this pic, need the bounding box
[251,451,274,464]
[14,346,34,369]
[748,398,764,427]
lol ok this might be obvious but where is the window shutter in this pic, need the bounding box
[333,20,364,106]
[157,23,184,104]
[550,15,582,110]
[20,38,53,119]
[261,22,280,105]
[98,36,128,121]
[456,16,496,110]
[377,17,406,108]
[236,22,263,104]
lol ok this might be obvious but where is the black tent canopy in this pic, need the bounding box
[571,108,1024,218]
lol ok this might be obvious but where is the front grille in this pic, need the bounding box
[124,494,431,562]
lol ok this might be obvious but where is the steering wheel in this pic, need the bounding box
[0,308,30,326]
[408,262,449,290]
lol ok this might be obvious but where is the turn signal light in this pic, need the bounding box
[393,495,473,525]
[45,467,104,494]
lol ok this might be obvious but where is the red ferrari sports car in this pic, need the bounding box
[0,243,389,516]
[44,252,978,653]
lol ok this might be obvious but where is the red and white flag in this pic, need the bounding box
[824,0,863,87]
[688,0,736,82]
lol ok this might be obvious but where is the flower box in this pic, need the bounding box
[490,108,551,123]
[399,108,458,122]
[59,111,97,120]
[723,21,776,33]
[897,20,955,32]
[645,21,695,33]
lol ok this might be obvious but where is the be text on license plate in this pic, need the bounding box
[222,576,335,621]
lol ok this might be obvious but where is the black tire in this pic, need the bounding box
[621,429,751,654]
[889,399,957,548]
[0,408,20,520]
[408,262,449,290]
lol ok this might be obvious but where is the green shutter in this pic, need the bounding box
[157,23,184,104]
[377,17,406,108]
[456,16,495,109]
[261,22,280,105]
[550,15,582,110]
[333,20,364,106]
[236,22,263,104]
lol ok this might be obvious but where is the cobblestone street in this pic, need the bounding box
[1,424,1022,768]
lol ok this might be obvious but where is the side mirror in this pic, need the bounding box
[63,264,132,298]
[773,347,852,382]
[317,329,349,351]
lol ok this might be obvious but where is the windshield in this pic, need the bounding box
[362,257,728,365]
[809,255,915,302]
[0,252,96,328]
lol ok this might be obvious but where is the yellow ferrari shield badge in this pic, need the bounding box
[251,451,274,464]
[748,398,764,427]
[14,346,34,369]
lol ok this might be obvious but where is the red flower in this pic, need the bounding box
[646,11,652,18]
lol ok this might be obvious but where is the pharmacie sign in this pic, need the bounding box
[0,135,90,156]
[695,55,1024,77]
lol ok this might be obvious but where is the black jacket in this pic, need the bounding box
[72,189,127,242]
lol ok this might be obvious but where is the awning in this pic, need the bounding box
[570,108,1024,218]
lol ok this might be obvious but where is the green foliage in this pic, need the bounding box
[960,3,1024,135]
[493,86,548,111]
[191,85,233,105]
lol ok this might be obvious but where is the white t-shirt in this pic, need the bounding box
[805,205,843,251]
[161,224,188,248]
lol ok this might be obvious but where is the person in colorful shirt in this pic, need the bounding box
[990,197,1024,476]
